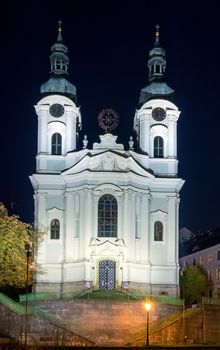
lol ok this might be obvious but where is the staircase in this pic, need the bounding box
[0,293,94,347]
[1,292,220,347]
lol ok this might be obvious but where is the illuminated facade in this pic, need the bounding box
[30,23,184,295]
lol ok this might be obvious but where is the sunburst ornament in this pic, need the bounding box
[98,108,119,133]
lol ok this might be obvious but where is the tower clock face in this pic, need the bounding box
[152,107,166,121]
[49,103,64,118]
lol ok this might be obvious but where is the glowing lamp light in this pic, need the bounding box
[145,302,151,311]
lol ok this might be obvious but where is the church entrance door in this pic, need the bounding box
[99,260,116,290]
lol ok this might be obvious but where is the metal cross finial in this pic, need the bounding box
[155,24,160,32]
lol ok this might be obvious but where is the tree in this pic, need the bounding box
[180,264,209,306]
[0,202,42,291]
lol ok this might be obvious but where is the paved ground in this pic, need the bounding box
[1,344,220,350]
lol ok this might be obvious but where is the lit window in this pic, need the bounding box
[50,219,60,239]
[154,221,163,241]
[207,270,212,281]
[98,194,117,237]
[216,267,220,280]
[200,255,205,265]
[217,250,220,260]
[208,253,213,263]
[154,136,164,158]
[51,133,62,155]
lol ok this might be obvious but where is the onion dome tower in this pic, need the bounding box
[40,20,77,102]
[139,25,174,106]
[33,21,81,172]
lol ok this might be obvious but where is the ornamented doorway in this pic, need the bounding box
[99,260,116,290]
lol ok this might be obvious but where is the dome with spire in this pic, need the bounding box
[139,25,174,106]
[40,21,76,101]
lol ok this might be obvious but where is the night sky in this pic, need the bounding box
[1,0,219,234]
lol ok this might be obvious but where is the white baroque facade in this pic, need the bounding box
[30,24,184,295]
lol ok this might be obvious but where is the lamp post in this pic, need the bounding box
[180,267,186,342]
[145,302,151,347]
[24,241,31,347]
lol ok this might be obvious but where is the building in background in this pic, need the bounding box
[30,23,184,295]
[179,227,195,243]
[179,228,220,298]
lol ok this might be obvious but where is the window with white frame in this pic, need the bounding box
[200,255,205,265]
[154,221,163,241]
[51,133,62,155]
[98,194,117,237]
[154,136,164,158]
[208,253,213,263]
[216,267,220,280]
[207,270,212,281]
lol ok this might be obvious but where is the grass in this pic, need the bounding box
[79,289,137,300]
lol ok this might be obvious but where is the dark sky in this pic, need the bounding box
[0,0,219,233]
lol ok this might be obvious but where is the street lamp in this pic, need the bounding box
[145,302,151,347]
[180,267,186,342]
[24,241,31,347]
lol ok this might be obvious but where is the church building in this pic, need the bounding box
[30,23,184,296]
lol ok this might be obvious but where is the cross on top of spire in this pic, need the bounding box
[154,24,160,47]
[155,24,160,33]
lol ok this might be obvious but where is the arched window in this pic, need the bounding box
[154,136,164,158]
[50,219,60,239]
[156,65,160,73]
[51,133,62,155]
[154,221,163,241]
[98,194,117,237]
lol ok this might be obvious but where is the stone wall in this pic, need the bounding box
[1,299,219,347]
[33,299,180,346]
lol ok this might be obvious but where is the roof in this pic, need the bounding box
[40,77,76,101]
[139,81,174,105]
[179,227,220,257]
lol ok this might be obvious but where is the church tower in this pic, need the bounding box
[35,21,81,173]
[134,25,179,177]
[30,24,184,296]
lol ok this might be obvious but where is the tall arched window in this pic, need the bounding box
[98,194,117,237]
[154,136,164,158]
[154,221,163,241]
[50,219,60,239]
[51,133,62,155]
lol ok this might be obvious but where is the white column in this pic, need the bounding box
[65,192,75,261]
[93,192,100,238]
[140,193,150,264]
[123,190,130,254]
[38,116,48,154]
[174,196,180,286]
[73,193,80,260]
[84,189,92,259]
[167,195,177,264]
[139,112,150,153]
[36,192,47,263]
[79,190,85,259]
[168,119,177,158]
[130,191,136,261]
[117,191,123,239]
[66,114,76,152]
